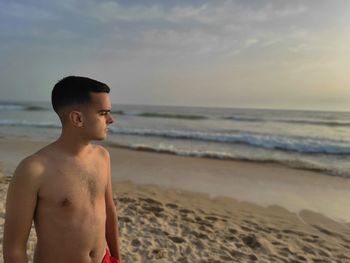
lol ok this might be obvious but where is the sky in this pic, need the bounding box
[0,0,350,111]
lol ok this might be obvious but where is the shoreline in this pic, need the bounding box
[104,141,339,178]
[0,124,345,179]
[0,137,350,223]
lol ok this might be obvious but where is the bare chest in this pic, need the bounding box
[39,160,107,209]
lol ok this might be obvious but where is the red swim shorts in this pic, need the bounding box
[101,249,121,263]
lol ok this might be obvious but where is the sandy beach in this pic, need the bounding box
[1,137,350,262]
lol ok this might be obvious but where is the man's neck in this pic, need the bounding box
[54,133,91,157]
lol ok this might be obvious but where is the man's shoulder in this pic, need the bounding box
[93,144,110,159]
[15,154,46,179]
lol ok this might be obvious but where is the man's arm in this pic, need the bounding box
[3,156,43,263]
[103,148,122,261]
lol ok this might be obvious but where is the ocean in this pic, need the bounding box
[1,101,350,178]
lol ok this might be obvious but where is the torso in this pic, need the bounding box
[33,144,108,263]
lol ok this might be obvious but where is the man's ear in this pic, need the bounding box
[69,111,84,127]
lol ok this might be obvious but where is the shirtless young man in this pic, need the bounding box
[3,76,122,263]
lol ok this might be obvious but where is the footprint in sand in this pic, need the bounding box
[281,229,306,237]
[139,197,162,206]
[224,234,239,242]
[131,238,141,247]
[248,254,258,261]
[228,228,238,234]
[141,205,164,215]
[241,234,261,249]
[317,248,331,257]
[301,245,317,256]
[168,235,186,244]
[182,216,195,223]
[147,248,167,260]
[301,236,318,243]
[227,249,247,259]
[179,208,193,214]
[194,216,213,228]
[191,230,209,240]
[118,216,132,223]
[118,196,136,204]
[165,203,178,209]
[241,225,254,232]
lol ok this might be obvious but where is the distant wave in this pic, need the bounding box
[0,104,27,110]
[278,119,350,127]
[26,106,48,111]
[0,120,60,128]
[114,111,350,126]
[2,103,348,126]
[106,142,350,178]
[112,110,207,120]
[225,116,350,127]
[109,127,350,155]
[1,118,349,155]
[0,103,47,111]
[138,112,207,120]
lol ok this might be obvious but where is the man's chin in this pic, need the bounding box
[92,135,107,141]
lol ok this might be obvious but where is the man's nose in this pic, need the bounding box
[107,113,114,124]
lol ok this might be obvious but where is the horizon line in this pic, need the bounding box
[0,99,349,113]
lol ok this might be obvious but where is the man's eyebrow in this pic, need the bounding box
[97,109,111,113]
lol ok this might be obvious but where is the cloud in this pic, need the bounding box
[288,43,310,53]
[167,4,209,23]
[0,2,57,21]
[0,1,310,49]
[165,1,307,25]
[1,0,349,110]
[82,2,165,23]
[6,1,307,27]
[245,38,259,47]
[0,1,336,67]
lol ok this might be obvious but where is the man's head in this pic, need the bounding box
[52,76,114,140]
[52,76,110,114]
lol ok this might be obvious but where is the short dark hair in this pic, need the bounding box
[52,76,110,114]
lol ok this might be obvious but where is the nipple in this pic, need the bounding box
[61,198,71,207]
